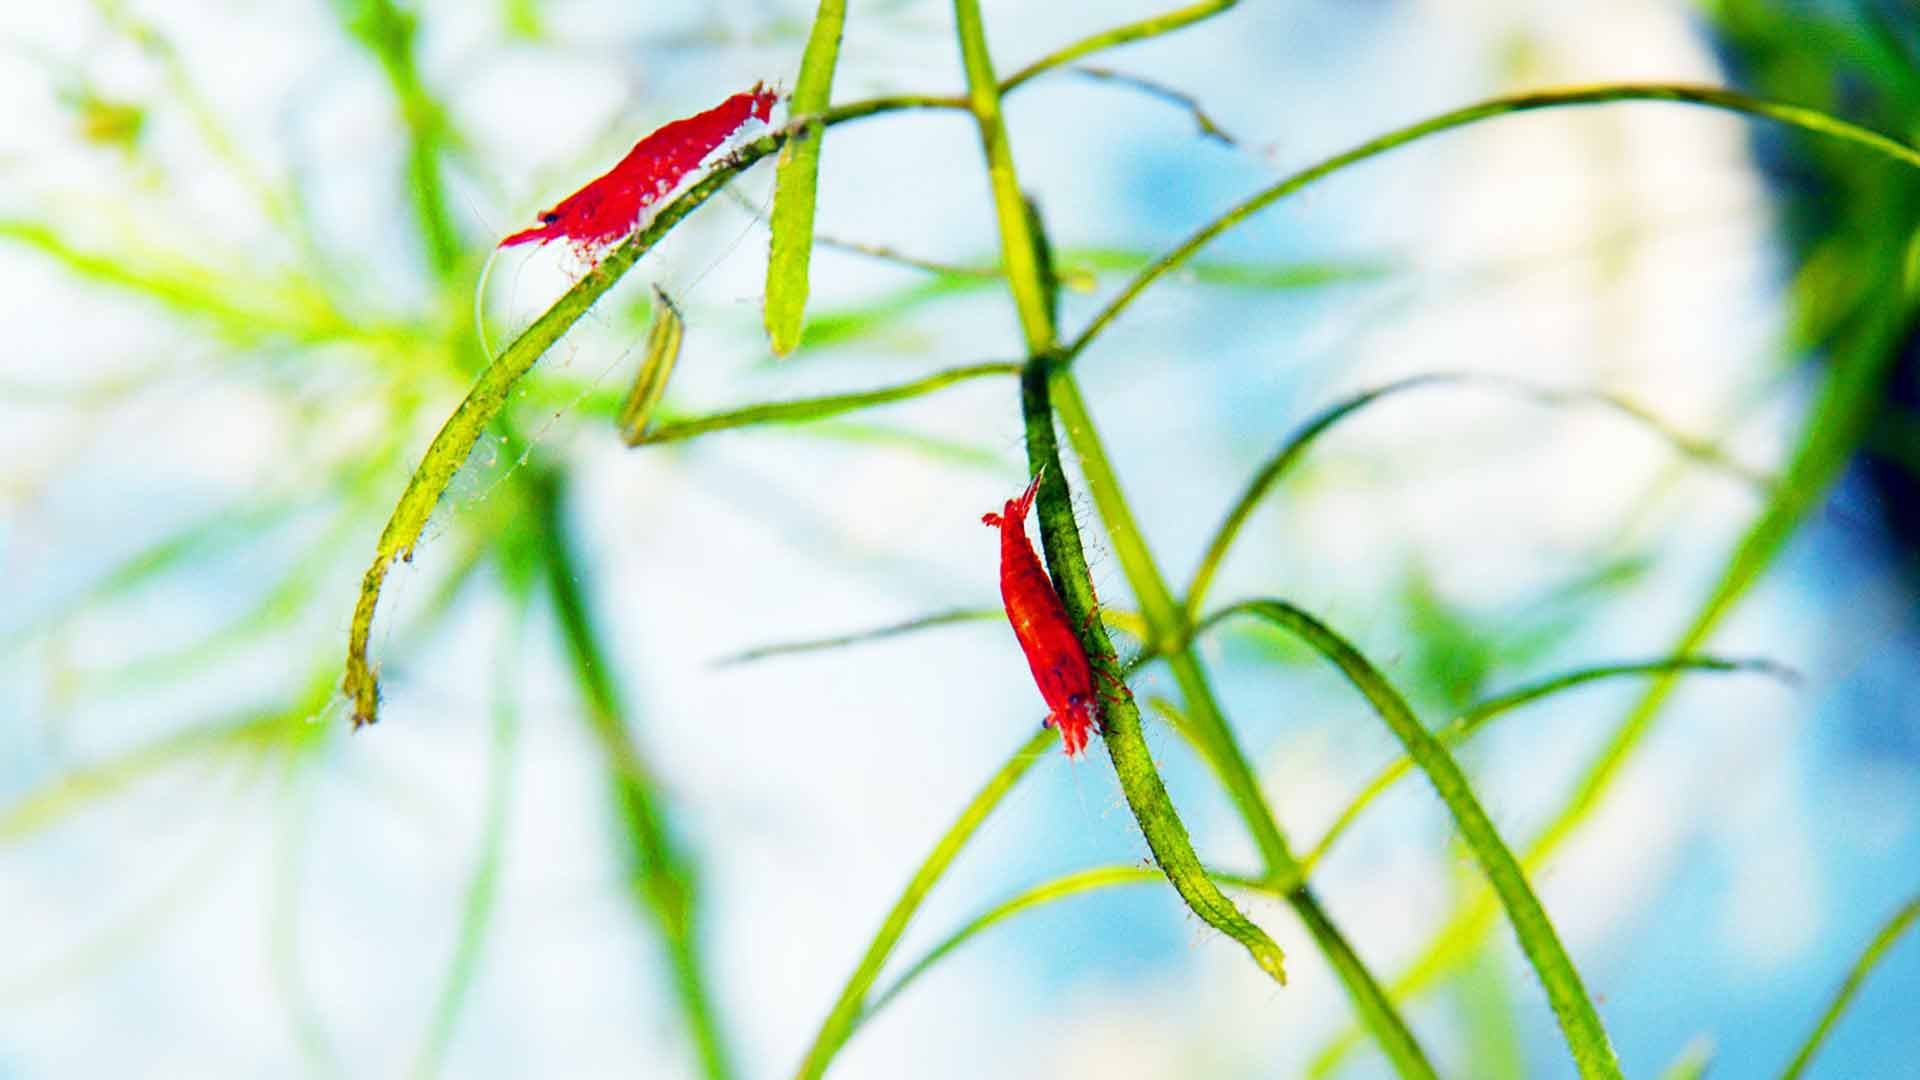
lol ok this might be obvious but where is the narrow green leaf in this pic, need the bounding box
[1068,247,1390,290]
[341,132,783,728]
[796,728,1055,1080]
[528,466,735,1080]
[1660,1036,1717,1080]
[1000,0,1241,92]
[1011,188,1426,1068]
[715,604,1144,667]
[1185,373,1773,620]
[0,676,334,844]
[0,220,348,344]
[1307,282,1918,1080]
[1018,367,1286,987]
[0,799,241,1006]
[267,750,339,1074]
[1071,65,1241,145]
[632,361,1019,446]
[411,595,526,1080]
[1211,599,1624,1080]
[1779,894,1920,1080]
[1067,82,1920,363]
[340,91,965,727]
[842,653,1795,1038]
[1458,942,1528,1080]
[951,0,1053,351]
[765,0,849,355]
[617,287,686,444]
[862,863,1267,1023]
[1,498,297,655]
[1277,655,1795,875]
[713,608,1001,666]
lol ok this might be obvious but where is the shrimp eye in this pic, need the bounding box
[541,212,560,224]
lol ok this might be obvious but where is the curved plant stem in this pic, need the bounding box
[1048,374,1448,1080]
[1001,0,1239,92]
[340,94,953,727]
[1183,373,1774,620]
[945,5,1440,1066]
[952,0,1290,988]
[713,608,1002,666]
[1021,365,1290,984]
[952,0,1053,349]
[863,863,1269,1020]
[1072,65,1239,145]
[1659,1037,1716,1080]
[1287,656,1794,876]
[269,752,339,1075]
[1210,599,1624,1080]
[615,287,686,444]
[844,653,1790,1033]
[1779,894,1920,1080]
[633,361,1020,445]
[794,728,1056,1080]
[1310,296,1919,1079]
[716,605,1147,667]
[1065,82,1920,363]
[528,466,734,1080]
[342,0,464,281]
[411,591,527,1079]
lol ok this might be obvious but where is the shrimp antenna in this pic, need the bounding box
[473,244,504,363]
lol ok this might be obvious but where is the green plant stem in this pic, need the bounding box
[1211,600,1622,1079]
[528,466,733,1080]
[1183,372,1774,621]
[1065,82,1920,363]
[864,863,1269,1019]
[633,361,1020,445]
[1659,1037,1716,1080]
[714,605,1145,667]
[341,94,966,727]
[952,0,1052,350]
[412,592,526,1079]
[0,220,367,348]
[340,0,463,281]
[269,753,339,1075]
[1017,366,1288,988]
[1779,894,1920,1080]
[1072,65,1239,144]
[1001,0,1239,92]
[953,0,1291,987]
[94,0,314,249]
[1307,156,1920,1080]
[794,728,1056,1080]
[844,648,1787,1033]
[713,608,1002,666]
[949,4,1442,1063]
[1049,375,1285,866]
[1288,656,1794,875]
[764,0,848,353]
[1047,373,1441,1076]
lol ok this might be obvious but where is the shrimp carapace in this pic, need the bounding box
[500,84,780,254]
[983,470,1103,757]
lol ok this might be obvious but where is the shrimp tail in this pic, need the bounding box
[1055,711,1090,757]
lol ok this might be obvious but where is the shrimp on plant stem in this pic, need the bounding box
[474,83,780,360]
[983,469,1104,757]
[499,83,780,255]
